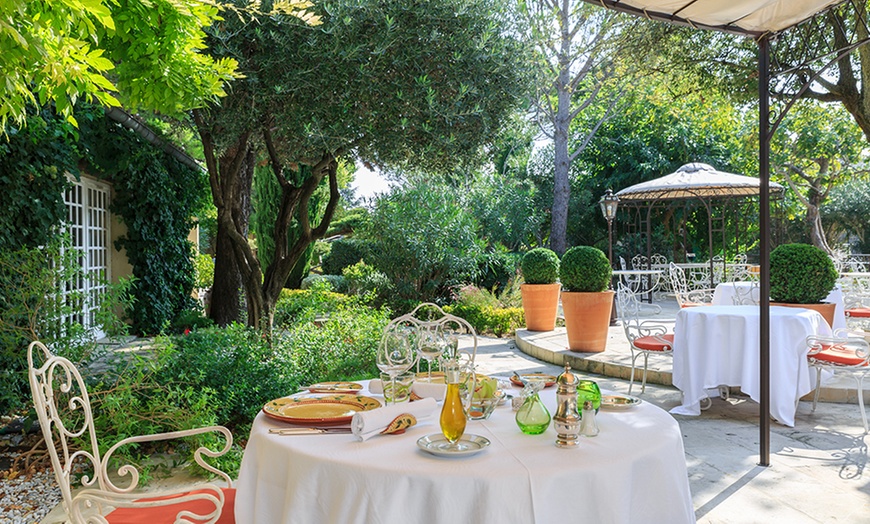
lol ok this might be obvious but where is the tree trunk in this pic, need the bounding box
[549,10,574,256]
[210,224,242,326]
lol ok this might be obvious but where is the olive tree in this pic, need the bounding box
[196,0,529,331]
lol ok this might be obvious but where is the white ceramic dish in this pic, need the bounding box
[416,433,491,457]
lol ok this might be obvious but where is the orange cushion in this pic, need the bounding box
[106,487,235,524]
[845,307,870,318]
[681,303,711,308]
[634,334,674,351]
[811,344,869,367]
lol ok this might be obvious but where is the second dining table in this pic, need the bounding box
[670,305,833,426]
[235,380,696,524]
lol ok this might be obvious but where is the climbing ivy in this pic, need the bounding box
[79,110,209,334]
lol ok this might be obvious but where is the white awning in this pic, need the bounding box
[615,162,784,201]
[586,0,847,36]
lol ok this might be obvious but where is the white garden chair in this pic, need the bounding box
[616,284,674,394]
[28,340,236,523]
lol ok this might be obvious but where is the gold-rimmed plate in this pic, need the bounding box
[510,373,557,388]
[263,394,381,426]
[600,394,642,411]
[306,381,363,394]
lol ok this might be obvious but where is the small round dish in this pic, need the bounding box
[510,373,557,388]
[416,434,491,457]
[600,394,642,411]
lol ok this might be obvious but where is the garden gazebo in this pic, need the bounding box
[615,162,785,289]
[581,0,870,466]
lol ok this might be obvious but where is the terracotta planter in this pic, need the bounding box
[520,283,561,331]
[561,290,614,353]
[771,301,836,328]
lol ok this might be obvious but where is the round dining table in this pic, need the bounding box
[235,381,696,524]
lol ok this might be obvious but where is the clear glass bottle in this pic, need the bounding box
[515,379,551,435]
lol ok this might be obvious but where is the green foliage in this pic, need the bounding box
[445,283,524,336]
[328,207,371,236]
[560,246,612,292]
[193,253,215,289]
[521,248,560,284]
[93,276,137,342]
[300,274,349,294]
[769,243,838,304]
[477,249,522,294]
[0,108,77,251]
[824,179,870,252]
[169,309,215,335]
[0,0,242,131]
[342,262,393,303]
[321,239,370,276]
[274,289,353,326]
[363,181,483,304]
[0,236,94,413]
[80,111,208,335]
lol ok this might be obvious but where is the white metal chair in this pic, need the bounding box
[730,281,761,305]
[805,334,870,433]
[616,284,674,394]
[28,340,236,523]
[384,302,478,371]
[669,263,715,308]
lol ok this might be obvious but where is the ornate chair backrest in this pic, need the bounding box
[650,253,668,268]
[27,341,103,516]
[383,303,478,367]
[631,254,649,270]
[731,281,761,305]
[619,256,628,271]
[669,262,689,296]
[616,283,669,343]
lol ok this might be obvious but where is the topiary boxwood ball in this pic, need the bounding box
[560,246,612,292]
[521,248,560,285]
[769,243,837,304]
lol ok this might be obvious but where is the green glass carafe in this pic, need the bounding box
[515,380,550,435]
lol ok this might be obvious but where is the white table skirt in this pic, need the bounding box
[236,382,695,524]
[711,282,846,331]
[671,305,832,426]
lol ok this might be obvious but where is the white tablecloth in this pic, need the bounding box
[711,282,846,330]
[671,305,832,426]
[236,382,695,524]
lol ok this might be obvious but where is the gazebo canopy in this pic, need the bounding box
[615,163,784,202]
[587,0,846,37]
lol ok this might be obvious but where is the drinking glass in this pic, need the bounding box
[377,331,417,404]
[576,379,602,413]
[417,327,444,383]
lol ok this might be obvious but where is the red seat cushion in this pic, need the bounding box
[845,307,870,318]
[811,344,869,367]
[633,334,674,351]
[681,302,711,308]
[106,487,235,524]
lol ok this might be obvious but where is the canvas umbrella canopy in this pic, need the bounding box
[581,0,863,466]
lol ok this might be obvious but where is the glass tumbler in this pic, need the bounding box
[576,380,602,413]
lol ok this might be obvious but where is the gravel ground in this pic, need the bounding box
[1,426,61,524]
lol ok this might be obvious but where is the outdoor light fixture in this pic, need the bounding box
[599,188,619,222]
[600,188,619,325]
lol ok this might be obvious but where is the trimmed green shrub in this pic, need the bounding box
[560,246,611,292]
[443,304,524,337]
[770,243,838,304]
[321,238,369,275]
[520,248,559,284]
[274,288,353,326]
[342,261,393,301]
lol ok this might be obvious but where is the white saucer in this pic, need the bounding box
[416,433,491,457]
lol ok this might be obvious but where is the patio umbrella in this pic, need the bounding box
[580,0,864,466]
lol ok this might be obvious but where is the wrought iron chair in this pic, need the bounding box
[669,263,715,308]
[730,281,761,305]
[28,341,236,523]
[616,284,674,394]
[384,302,478,371]
[805,334,870,433]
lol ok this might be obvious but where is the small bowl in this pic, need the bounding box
[468,391,505,420]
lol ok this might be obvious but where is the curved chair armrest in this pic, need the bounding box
[685,288,716,304]
[101,426,233,493]
[635,320,670,337]
[806,334,870,365]
[71,484,226,524]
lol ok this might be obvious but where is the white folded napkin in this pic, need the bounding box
[368,379,447,401]
[351,397,437,441]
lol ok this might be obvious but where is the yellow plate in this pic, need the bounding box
[263,394,381,426]
[307,381,363,393]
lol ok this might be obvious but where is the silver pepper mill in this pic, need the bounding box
[553,362,581,448]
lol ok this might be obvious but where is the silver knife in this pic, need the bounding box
[269,427,353,435]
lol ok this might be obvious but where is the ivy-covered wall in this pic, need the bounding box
[1,104,208,336]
